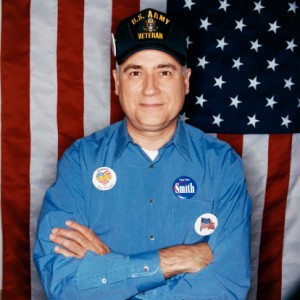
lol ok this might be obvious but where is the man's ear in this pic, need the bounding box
[112,70,119,96]
[184,68,192,95]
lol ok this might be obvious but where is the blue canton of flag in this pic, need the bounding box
[168,0,300,133]
[200,217,215,230]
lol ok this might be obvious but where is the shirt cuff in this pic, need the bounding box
[129,250,166,293]
[75,252,132,290]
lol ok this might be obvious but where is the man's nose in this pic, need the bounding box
[143,75,159,96]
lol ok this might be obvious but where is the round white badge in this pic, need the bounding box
[194,213,218,236]
[92,167,117,191]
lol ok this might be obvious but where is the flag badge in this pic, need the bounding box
[92,167,117,191]
[194,213,218,236]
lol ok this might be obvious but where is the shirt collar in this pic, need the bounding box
[168,119,192,163]
[113,118,192,162]
[113,118,133,160]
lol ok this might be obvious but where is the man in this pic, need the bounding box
[34,8,252,299]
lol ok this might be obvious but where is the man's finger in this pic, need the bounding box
[51,227,87,248]
[54,246,82,258]
[65,221,96,241]
[64,221,110,254]
[50,233,85,257]
[50,222,111,257]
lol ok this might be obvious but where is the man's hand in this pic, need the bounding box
[50,221,110,258]
[159,243,213,279]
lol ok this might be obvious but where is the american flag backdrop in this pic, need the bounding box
[1,0,300,299]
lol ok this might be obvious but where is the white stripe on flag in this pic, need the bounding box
[140,0,167,12]
[83,0,112,135]
[282,133,300,299]
[30,0,58,299]
[242,135,269,300]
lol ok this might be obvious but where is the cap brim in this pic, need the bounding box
[116,44,186,65]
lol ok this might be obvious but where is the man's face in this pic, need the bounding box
[113,50,191,135]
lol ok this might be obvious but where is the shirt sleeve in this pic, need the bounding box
[33,144,165,300]
[207,150,252,299]
[156,148,252,299]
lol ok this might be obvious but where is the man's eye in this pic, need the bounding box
[160,71,172,76]
[130,71,141,76]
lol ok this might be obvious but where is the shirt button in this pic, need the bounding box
[149,198,155,204]
[101,277,107,284]
[150,235,155,241]
[143,265,149,272]
[150,164,154,169]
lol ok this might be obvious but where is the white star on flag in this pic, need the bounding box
[281,115,292,128]
[197,56,209,69]
[186,36,193,48]
[195,94,208,107]
[179,112,189,122]
[286,39,297,52]
[232,57,243,70]
[268,20,281,33]
[199,17,212,30]
[267,58,279,71]
[288,2,299,13]
[230,96,242,108]
[250,39,262,52]
[247,114,260,127]
[214,75,226,89]
[266,96,277,109]
[284,77,295,90]
[219,0,231,12]
[212,114,224,127]
[235,19,246,32]
[253,1,265,14]
[248,76,261,90]
[184,0,195,10]
[216,37,228,50]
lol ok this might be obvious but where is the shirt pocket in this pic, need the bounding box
[171,197,214,245]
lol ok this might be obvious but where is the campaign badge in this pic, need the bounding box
[173,176,197,199]
[92,167,117,191]
[194,213,218,236]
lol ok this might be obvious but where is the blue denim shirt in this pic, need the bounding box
[34,119,252,299]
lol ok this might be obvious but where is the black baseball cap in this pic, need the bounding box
[112,8,187,65]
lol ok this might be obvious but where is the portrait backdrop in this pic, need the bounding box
[1,0,300,299]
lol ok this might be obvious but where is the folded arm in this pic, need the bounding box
[50,219,213,278]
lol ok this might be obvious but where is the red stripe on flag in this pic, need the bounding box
[217,134,244,157]
[110,0,141,124]
[57,0,85,157]
[257,134,292,300]
[1,0,31,299]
